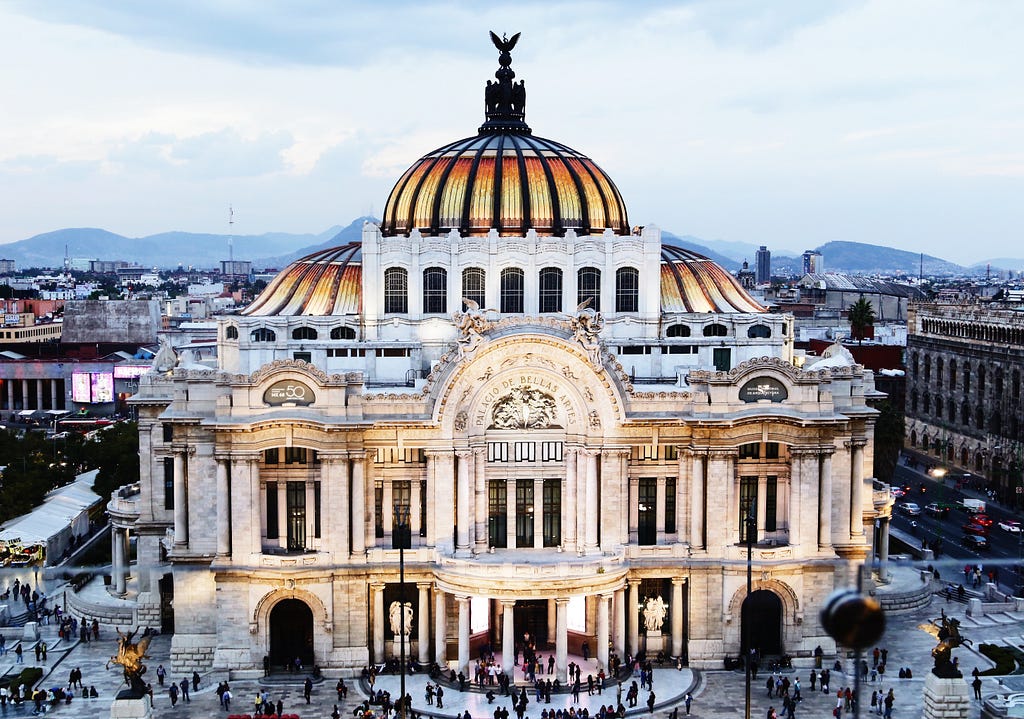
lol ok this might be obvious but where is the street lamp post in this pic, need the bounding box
[395,504,410,719]
[743,511,756,719]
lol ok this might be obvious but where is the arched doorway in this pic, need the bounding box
[269,598,314,669]
[741,590,782,656]
[514,600,550,649]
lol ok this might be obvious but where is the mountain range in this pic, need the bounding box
[0,221,1017,277]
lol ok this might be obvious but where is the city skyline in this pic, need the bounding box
[1,1,1021,265]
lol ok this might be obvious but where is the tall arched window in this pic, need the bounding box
[666,324,691,337]
[963,364,971,393]
[538,267,563,313]
[961,401,970,426]
[250,328,276,342]
[978,366,986,394]
[384,267,408,314]
[577,267,601,311]
[936,357,944,388]
[923,354,931,381]
[330,326,356,340]
[422,267,447,314]
[949,361,957,389]
[500,268,525,313]
[615,267,639,312]
[462,267,486,309]
[225,325,238,340]
[292,326,318,340]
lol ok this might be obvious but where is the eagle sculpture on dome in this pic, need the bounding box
[490,31,521,58]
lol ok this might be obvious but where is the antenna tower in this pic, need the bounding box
[229,205,234,263]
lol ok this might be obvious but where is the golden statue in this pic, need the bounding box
[107,627,154,696]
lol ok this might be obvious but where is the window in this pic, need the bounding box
[666,324,691,338]
[462,267,486,309]
[163,457,174,510]
[225,325,238,340]
[747,324,771,338]
[637,478,657,545]
[420,479,428,538]
[384,267,408,314]
[374,481,384,538]
[264,448,279,464]
[327,348,366,357]
[936,357,944,388]
[250,328,276,342]
[577,267,601,311]
[162,423,174,442]
[665,478,676,534]
[423,267,447,314]
[923,354,931,382]
[949,361,957,389]
[266,481,279,539]
[293,351,311,363]
[500,268,525,313]
[538,267,563,313]
[961,401,970,426]
[489,480,508,548]
[739,476,757,543]
[615,267,639,312]
[393,481,411,549]
[284,447,307,464]
[292,326,317,340]
[765,442,779,459]
[314,482,321,539]
[666,345,697,354]
[713,347,731,372]
[665,445,678,460]
[488,442,509,462]
[514,442,536,462]
[516,479,534,548]
[739,443,760,460]
[765,476,778,532]
[286,482,306,551]
[703,323,728,337]
[541,442,563,462]
[543,479,561,547]
[330,326,357,340]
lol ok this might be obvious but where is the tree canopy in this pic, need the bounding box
[848,297,876,342]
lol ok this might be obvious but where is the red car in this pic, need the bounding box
[973,514,994,527]
[962,522,989,537]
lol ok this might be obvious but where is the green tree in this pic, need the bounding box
[872,399,905,484]
[78,422,140,499]
[848,297,876,343]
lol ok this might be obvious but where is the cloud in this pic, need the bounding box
[109,129,293,178]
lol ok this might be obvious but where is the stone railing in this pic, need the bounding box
[66,587,135,627]
[107,483,141,521]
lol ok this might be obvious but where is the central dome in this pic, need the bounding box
[381,33,628,238]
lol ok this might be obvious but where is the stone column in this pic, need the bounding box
[112,526,126,594]
[850,440,865,538]
[35,379,43,410]
[351,453,366,556]
[456,595,471,675]
[555,598,568,682]
[382,481,394,536]
[216,457,230,556]
[627,579,640,655]
[474,448,487,553]
[230,455,259,558]
[417,583,431,664]
[534,478,544,548]
[364,450,377,549]
[322,455,350,558]
[410,478,422,539]
[878,517,890,582]
[434,589,447,666]
[502,600,515,673]
[596,593,610,670]
[371,583,385,663]
[424,452,438,547]
[584,450,599,552]
[690,453,705,549]
[655,477,667,543]
[173,451,187,546]
[5,379,13,411]
[789,450,807,549]
[671,578,684,658]
[613,588,626,657]
[819,450,834,550]
[564,449,578,551]
[456,451,472,553]
[50,380,57,410]
[21,379,28,410]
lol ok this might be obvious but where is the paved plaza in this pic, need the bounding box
[0,567,1021,719]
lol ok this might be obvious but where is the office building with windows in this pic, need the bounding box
[129,36,878,676]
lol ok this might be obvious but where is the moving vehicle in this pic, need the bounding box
[962,522,989,537]
[960,534,989,551]
[891,487,906,498]
[958,498,986,514]
[898,502,922,516]
[925,502,950,518]
[972,514,994,527]
[998,520,1021,533]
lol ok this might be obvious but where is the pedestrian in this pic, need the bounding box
[156,664,166,686]
[767,675,775,697]
[883,689,894,719]
[40,642,47,662]
[180,677,190,702]
[263,655,270,677]
[426,682,435,705]
[14,643,22,664]
[304,676,313,703]
[685,692,693,715]
[92,619,100,640]
[437,684,445,709]
[332,705,341,719]
[647,692,656,712]
[192,670,200,692]
[223,688,232,711]
[34,643,41,662]
[277,699,284,717]
[169,683,179,707]
[972,676,982,700]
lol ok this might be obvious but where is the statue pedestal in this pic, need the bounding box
[110,694,153,719]
[644,631,665,654]
[922,671,970,719]
[392,638,412,659]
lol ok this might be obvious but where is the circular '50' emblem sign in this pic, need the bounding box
[263,380,315,406]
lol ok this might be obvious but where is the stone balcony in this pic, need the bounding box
[107,482,141,526]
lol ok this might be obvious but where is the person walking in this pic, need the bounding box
[972,676,982,700]
[156,664,166,686]
[684,692,693,715]
[436,685,445,709]
[169,683,179,707]
[223,688,232,711]
[14,643,22,664]
[304,676,313,704]
[192,671,200,692]
[647,691,656,713]
[883,689,895,719]
[180,677,190,702]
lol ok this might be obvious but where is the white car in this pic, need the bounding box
[899,502,922,516]
[998,520,1021,533]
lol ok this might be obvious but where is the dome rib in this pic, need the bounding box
[521,135,563,235]
[660,245,767,314]
[242,243,362,317]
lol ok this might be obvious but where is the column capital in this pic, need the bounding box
[789,447,821,458]
[627,578,641,588]
[498,599,516,609]
[229,451,263,463]
[845,439,868,449]
[579,448,603,458]
[454,594,471,605]
[317,451,351,462]
[597,593,613,602]
[369,582,386,591]
[707,448,739,459]
[423,449,450,459]
[671,577,687,586]
[416,582,434,591]
[600,448,629,459]
[554,597,570,606]
[455,450,474,460]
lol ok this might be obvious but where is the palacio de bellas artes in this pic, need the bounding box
[128,32,883,677]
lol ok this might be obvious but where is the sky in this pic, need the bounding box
[0,0,1021,265]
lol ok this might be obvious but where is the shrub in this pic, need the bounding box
[978,644,1024,675]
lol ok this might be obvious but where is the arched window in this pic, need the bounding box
[978,366,986,394]
[1014,369,1021,399]
[949,361,957,389]
[292,326,318,340]
[384,267,408,314]
[975,406,984,427]
[995,368,1004,396]
[422,267,447,314]
[909,430,917,447]
[934,397,943,419]
[577,267,601,311]
[225,325,238,340]
[538,267,563,313]
[666,324,691,338]
[462,267,486,309]
[500,268,525,313]
[703,323,728,337]
[936,357,944,388]
[963,364,971,393]
[250,328,276,342]
[747,324,772,338]
[947,401,956,423]
[615,267,639,312]
[922,393,930,414]
[330,326,356,340]
[923,354,931,382]
[961,401,970,426]
[910,353,918,375]
[910,391,918,413]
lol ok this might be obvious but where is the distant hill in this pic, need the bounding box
[973,258,1024,272]
[811,241,964,276]
[254,217,375,269]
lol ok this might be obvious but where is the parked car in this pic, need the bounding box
[899,502,922,516]
[960,534,989,550]
[962,522,989,537]
[972,514,994,527]
[925,502,950,518]
[998,520,1022,533]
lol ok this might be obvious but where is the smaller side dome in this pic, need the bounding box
[242,244,361,317]
[660,245,767,313]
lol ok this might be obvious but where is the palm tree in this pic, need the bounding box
[848,297,876,343]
